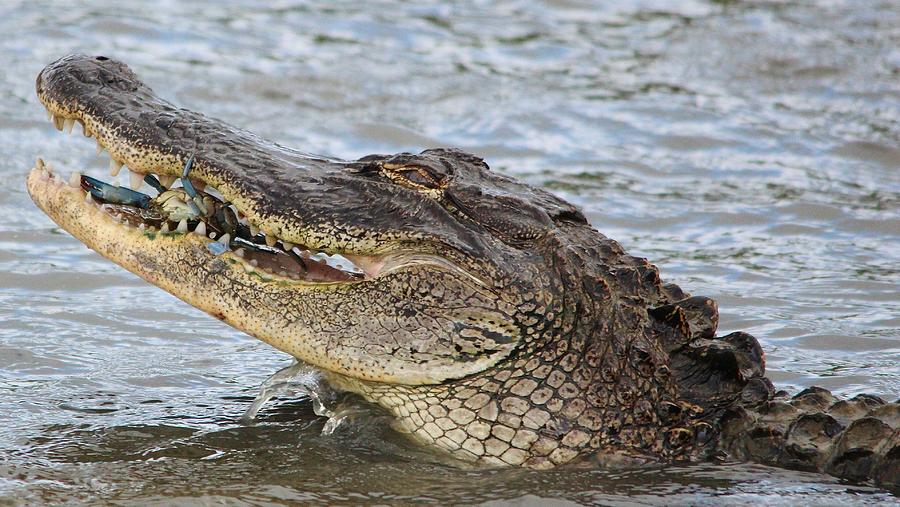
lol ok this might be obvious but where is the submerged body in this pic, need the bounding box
[26,55,899,488]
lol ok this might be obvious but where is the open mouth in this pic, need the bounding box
[32,106,382,284]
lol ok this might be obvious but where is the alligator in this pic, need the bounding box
[26,54,899,489]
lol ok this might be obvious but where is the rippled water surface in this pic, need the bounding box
[1,0,898,504]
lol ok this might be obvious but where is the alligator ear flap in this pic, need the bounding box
[444,185,555,246]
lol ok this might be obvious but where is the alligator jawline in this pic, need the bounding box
[32,95,386,285]
[30,157,378,285]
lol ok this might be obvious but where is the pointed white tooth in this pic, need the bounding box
[234,248,245,258]
[85,192,94,203]
[265,234,277,247]
[193,221,206,236]
[218,233,231,247]
[249,224,259,237]
[68,171,81,188]
[52,115,63,131]
[243,263,254,273]
[109,158,123,177]
[176,218,188,233]
[161,222,170,233]
[129,170,144,190]
[45,109,52,121]
[63,118,75,134]
[138,223,146,231]
[160,174,176,188]
[96,139,105,155]
[281,241,294,251]
[278,270,287,277]
[81,122,91,137]
[249,259,258,267]
[208,231,217,239]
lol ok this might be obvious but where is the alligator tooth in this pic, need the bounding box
[138,223,146,232]
[249,224,259,237]
[208,231,217,239]
[265,234,277,247]
[63,118,75,134]
[249,259,258,267]
[45,109,53,121]
[176,218,188,233]
[68,171,81,189]
[218,233,231,247]
[81,122,91,137]
[109,158,123,177]
[96,139,105,155]
[85,192,94,203]
[278,270,287,277]
[243,263,254,273]
[160,174,176,188]
[234,248,245,258]
[52,115,63,131]
[193,221,206,236]
[281,241,294,251]
[129,170,144,190]
[161,222,170,233]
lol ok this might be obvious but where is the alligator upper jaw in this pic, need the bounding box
[33,61,388,284]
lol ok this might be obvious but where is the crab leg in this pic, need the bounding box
[80,175,151,208]
[179,154,208,216]
[143,174,166,193]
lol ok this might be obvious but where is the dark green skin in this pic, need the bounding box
[32,54,900,489]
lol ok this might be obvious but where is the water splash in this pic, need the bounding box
[240,360,337,423]
[240,360,373,436]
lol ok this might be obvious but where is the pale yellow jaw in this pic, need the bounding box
[25,160,360,378]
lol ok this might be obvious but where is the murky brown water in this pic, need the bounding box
[1,0,898,504]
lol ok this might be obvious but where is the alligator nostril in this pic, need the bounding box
[95,56,109,61]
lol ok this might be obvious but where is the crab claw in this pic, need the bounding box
[80,175,151,208]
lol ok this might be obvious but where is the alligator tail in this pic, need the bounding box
[719,384,899,490]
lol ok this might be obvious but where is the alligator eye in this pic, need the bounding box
[398,168,440,189]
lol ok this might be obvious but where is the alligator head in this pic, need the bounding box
[26,55,899,484]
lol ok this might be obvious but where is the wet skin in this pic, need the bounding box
[25,54,899,489]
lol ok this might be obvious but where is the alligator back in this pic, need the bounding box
[719,384,900,489]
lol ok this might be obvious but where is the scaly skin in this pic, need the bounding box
[26,54,899,488]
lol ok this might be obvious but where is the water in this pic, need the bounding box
[1,0,898,504]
